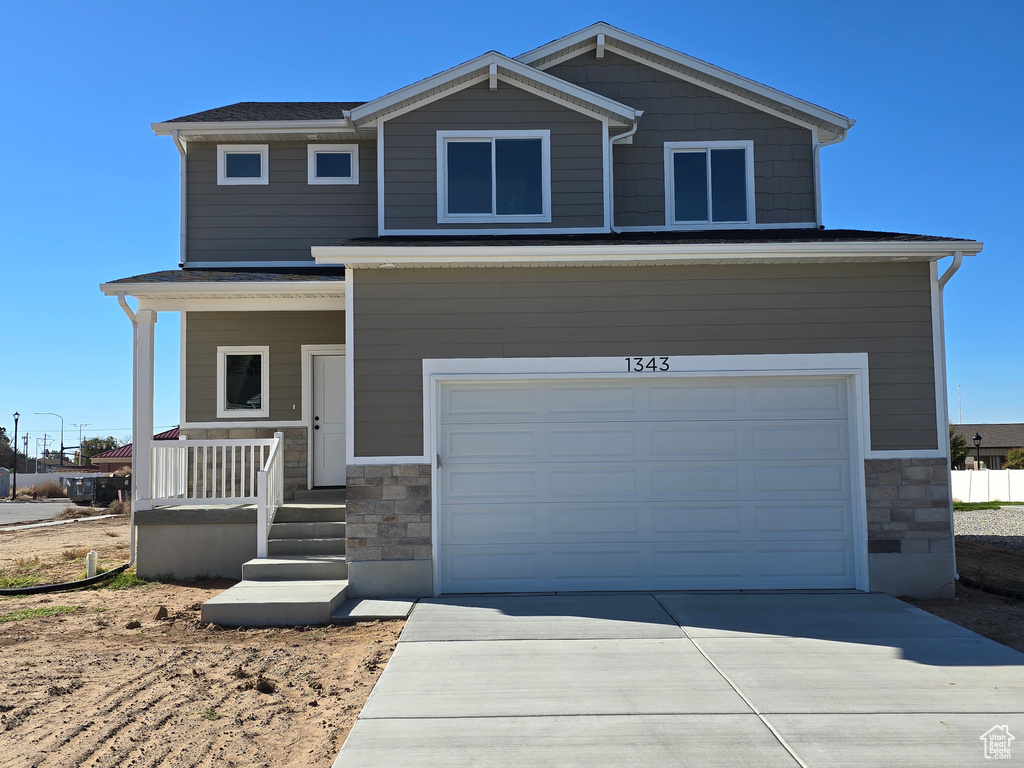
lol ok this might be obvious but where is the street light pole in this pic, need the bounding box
[973,433,983,469]
[71,423,89,465]
[36,412,65,467]
[12,412,19,499]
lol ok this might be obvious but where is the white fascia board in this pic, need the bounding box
[313,240,983,268]
[99,280,345,299]
[518,23,854,137]
[152,119,354,137]
[350,51,636,127]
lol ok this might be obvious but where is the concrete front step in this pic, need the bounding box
[269,521,346,540]
[294,488,346,504]
[242,555,348,581]
[268,537,347,556]
[201,580,349,627]
[274,504,346,523]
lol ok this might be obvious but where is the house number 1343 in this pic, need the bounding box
[625,357,670,372]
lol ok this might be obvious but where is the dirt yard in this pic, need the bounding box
[2,513,1024,767]
[0,514,403,768]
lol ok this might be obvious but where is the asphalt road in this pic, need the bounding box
[0,500,70,526]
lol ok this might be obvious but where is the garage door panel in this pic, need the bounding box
[754,504,851,535]
[755,546,854,582]
[751,423,848,456]
[652,549,746,580]
[652,505,744,534]
[549,426,638,458]
[442,385,537,420]
[446,506,539,537]
[752,464,848,496]
[650,425,740,457]
[446,428,535,460]
[652,467,741,495]
[550,468,640,498]
[552,550,641,580]
[550,507,640,535]
[648,382,740,415]
[548,383,637,414]
[750,380,847,416]
[445,469,537,500]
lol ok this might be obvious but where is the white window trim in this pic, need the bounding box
[216,345,270,418]
[663,140,755,228]
[436,130,551,224]
[217,144,269,185]
[307,144,359,185]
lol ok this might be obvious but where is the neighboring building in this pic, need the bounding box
[101,22,982,599]
[89,427,181,473]
[952,423,1024,470]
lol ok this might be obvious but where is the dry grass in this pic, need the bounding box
[15,479,67,499]
[60,547,89,562]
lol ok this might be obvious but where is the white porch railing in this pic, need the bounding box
[150,432,285,558]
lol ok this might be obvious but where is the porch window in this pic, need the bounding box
[217,346,270,418]
[664,140,755,227]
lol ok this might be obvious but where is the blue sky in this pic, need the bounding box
[1,0,1021,452]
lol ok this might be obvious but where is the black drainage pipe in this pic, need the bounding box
[958,574,1024,601]
[0,564,130,597]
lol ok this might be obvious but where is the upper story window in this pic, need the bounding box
[217,346,270,418]
[437,131,551,223]
[308,144,359,185]
[664,141,755,227]
[217,145,269,185]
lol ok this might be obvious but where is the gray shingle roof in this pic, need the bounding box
[328,229,975,248]
[104,268,346,285]
[164,102,365,123]
[952,424,1024,451]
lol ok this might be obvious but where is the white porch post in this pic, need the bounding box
[133,309,157,511]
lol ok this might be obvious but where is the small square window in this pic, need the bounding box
[436,131,551,223]
[664,141,755,227]
[307,144,359,185]
[217,346,270,418]
[217,145,269,185]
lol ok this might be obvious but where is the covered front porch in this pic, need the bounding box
[99,269,348,583]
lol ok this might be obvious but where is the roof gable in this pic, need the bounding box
[349,51,638,128]
[517,22,854,140]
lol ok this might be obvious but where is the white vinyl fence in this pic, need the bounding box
[951,470,1024,504]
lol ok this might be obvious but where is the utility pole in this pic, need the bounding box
[71,423,89,465]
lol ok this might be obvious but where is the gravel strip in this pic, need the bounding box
[954,507,1024,552]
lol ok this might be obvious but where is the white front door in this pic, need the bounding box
[312,354,346,487]
[435,375,858,594]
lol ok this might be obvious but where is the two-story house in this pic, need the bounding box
[102,23,980,605]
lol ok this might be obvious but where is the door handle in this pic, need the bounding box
[314,416,320,421]
[314,425,320,430]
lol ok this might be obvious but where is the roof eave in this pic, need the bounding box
[313,240,983,268]
[99,280,347,299]
[151,118,356,137]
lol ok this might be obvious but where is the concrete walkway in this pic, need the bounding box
[333,593,1024,767]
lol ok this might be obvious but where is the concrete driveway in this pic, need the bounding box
[333,593,1024,767]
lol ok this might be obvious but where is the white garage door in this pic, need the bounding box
[435,376,858,594]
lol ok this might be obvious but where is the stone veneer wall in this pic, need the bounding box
[345,465,432,562]
[865,458,952,555]
[180,427,308,501]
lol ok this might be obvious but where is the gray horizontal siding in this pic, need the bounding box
[185,311,345,422]
[352,263,936,456]
[384,80,605,231]
[186,141,376,264]
[548,50,815,227]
